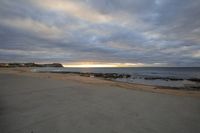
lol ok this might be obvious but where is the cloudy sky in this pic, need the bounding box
[0,0,200,67]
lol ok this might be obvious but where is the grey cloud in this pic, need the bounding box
[0,0,199,66]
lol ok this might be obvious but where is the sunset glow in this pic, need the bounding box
[64,64,117,68]
[63,62,147,68]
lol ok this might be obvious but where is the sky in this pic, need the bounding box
[0,0,200,67]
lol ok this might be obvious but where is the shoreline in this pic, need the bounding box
[32,67,200,90]
[1,67,200,97]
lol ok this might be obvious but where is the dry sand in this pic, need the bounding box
[0,68,200,133]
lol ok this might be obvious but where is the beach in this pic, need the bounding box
[0,68,200,133]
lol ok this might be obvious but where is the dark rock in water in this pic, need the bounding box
[0,63,63,67]
[79,73,131,79]
[125,74,131,78]
[144,77,183,81]
[190,86,200,90]
[188,78,200,83]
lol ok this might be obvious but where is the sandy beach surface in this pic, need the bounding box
[0,68,200,133]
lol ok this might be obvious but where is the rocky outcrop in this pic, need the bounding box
[0,63,63,67]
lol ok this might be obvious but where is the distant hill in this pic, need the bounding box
[0,63,63,67]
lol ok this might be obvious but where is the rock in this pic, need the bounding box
[0,63,63,67]
[144,77,183,81]
[79,73,131,79]
[188,78,200,83]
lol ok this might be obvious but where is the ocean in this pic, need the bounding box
[32,67,200,89]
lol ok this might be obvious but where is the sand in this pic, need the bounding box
[0,68,200,133]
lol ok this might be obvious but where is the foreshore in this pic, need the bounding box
[1,68,200,133]
[1,68,200,97]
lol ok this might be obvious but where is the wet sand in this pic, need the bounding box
[0,68,200,133]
